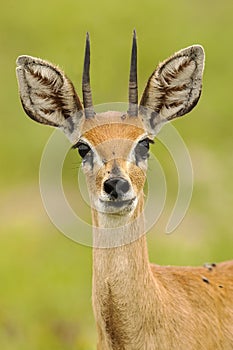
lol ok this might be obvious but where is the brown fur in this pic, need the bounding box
[16,42,233,350]
[92,200,233,350]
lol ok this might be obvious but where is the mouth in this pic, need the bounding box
[99,197,136,213]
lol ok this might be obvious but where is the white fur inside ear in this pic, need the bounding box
[16,55,83,140]
[159,57,196,119]
[140,45,205,133]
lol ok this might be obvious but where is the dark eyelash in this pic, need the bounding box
[72,141,92,159]
[135,137,154,162]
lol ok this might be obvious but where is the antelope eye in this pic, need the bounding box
[135,138,154,162]
[73,141,92,159]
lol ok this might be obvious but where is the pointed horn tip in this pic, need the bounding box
[84,32,90,59]
[133,29,137,38]
[83,31,93,114]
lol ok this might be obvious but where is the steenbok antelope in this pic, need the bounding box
[16,32,233,350]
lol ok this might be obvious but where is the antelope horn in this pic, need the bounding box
[128,29,138,117]
[82,32,95,118]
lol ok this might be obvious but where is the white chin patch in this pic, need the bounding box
[96,197,137,215]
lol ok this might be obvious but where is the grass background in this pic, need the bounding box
[1,0,233,348]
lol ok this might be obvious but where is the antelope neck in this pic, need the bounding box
[92,193,153,297]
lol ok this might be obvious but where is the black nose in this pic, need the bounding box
[103,177,130,199]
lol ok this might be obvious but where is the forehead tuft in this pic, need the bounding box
[81,111,145,146]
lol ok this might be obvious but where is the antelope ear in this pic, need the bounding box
[139,45,205,135]
[16,55,84,142]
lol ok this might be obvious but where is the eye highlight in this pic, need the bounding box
[135,137,154,163]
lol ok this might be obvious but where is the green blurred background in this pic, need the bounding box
[1,0,233,348]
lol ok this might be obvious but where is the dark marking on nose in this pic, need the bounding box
[112,163,121,176]
[104,177,130,199]
[202,277,210,284]
[219,285,223,288]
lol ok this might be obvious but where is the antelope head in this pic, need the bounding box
[16,32,205,219]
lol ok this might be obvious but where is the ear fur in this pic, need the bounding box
[139,45,205,135]
[16,55,84,142]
